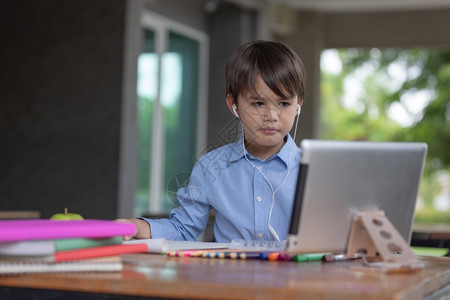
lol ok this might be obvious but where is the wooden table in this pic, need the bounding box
[1,254,450,299]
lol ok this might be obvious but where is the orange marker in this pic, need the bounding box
[268,252,280,261]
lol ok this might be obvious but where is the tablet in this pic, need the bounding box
[285,139,427,254]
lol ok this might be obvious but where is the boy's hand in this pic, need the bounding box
[115,218,151,241]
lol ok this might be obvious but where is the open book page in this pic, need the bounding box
[166,240,229,251]
[123,238,229,253]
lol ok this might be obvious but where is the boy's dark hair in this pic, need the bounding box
[225,40,306,103]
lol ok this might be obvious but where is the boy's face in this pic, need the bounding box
[227,76,300,159]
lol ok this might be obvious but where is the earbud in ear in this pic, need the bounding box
[296,104,301,117]
[232,104,240,119]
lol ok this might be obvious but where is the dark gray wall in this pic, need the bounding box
[142,0,207,33]
[323,9,450,48]
[280,11,323,143]
[0,0,126,219]
[0,0,238,220]
[206,3,259,149]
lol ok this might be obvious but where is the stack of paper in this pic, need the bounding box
[0,219,143,275]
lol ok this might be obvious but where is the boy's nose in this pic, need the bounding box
[265,106,279,121]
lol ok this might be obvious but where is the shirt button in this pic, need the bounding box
[258,166,263,171]
[256,196,262,202]
[257,233,263,238]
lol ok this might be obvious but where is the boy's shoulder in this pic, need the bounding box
[196,140,241,166]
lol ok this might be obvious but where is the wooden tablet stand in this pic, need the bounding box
[346,210,424,273]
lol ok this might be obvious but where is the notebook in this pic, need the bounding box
[0,219,136,242]
[285,139,427,255]
[0,237,123,256]
[0,256,123,275]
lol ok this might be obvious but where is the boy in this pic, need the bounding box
[120,40,306,242]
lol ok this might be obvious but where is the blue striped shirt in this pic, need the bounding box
[143,135,300,243]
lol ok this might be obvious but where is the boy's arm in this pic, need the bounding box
[115,218,151,240]
[116,155,211,241]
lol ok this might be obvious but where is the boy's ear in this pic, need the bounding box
[226,93,238,118]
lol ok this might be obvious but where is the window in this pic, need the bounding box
[320,48,450,226]
[134,12,208,217]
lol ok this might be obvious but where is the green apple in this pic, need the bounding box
[50,208,84,220]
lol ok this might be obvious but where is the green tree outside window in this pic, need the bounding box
[320,48,450,225]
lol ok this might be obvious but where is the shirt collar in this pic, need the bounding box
[229,134,297,167]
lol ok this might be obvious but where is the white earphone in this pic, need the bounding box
[232,104,239,119]
[237,102,302,241]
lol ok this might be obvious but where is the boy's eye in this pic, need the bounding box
[252,102,265,107]
[279,102,291,107]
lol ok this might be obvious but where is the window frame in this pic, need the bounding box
[117,9,209,218]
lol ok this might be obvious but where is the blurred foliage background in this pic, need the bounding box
[320,48,450,225]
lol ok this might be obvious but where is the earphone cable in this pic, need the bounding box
[241,109,301,241]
